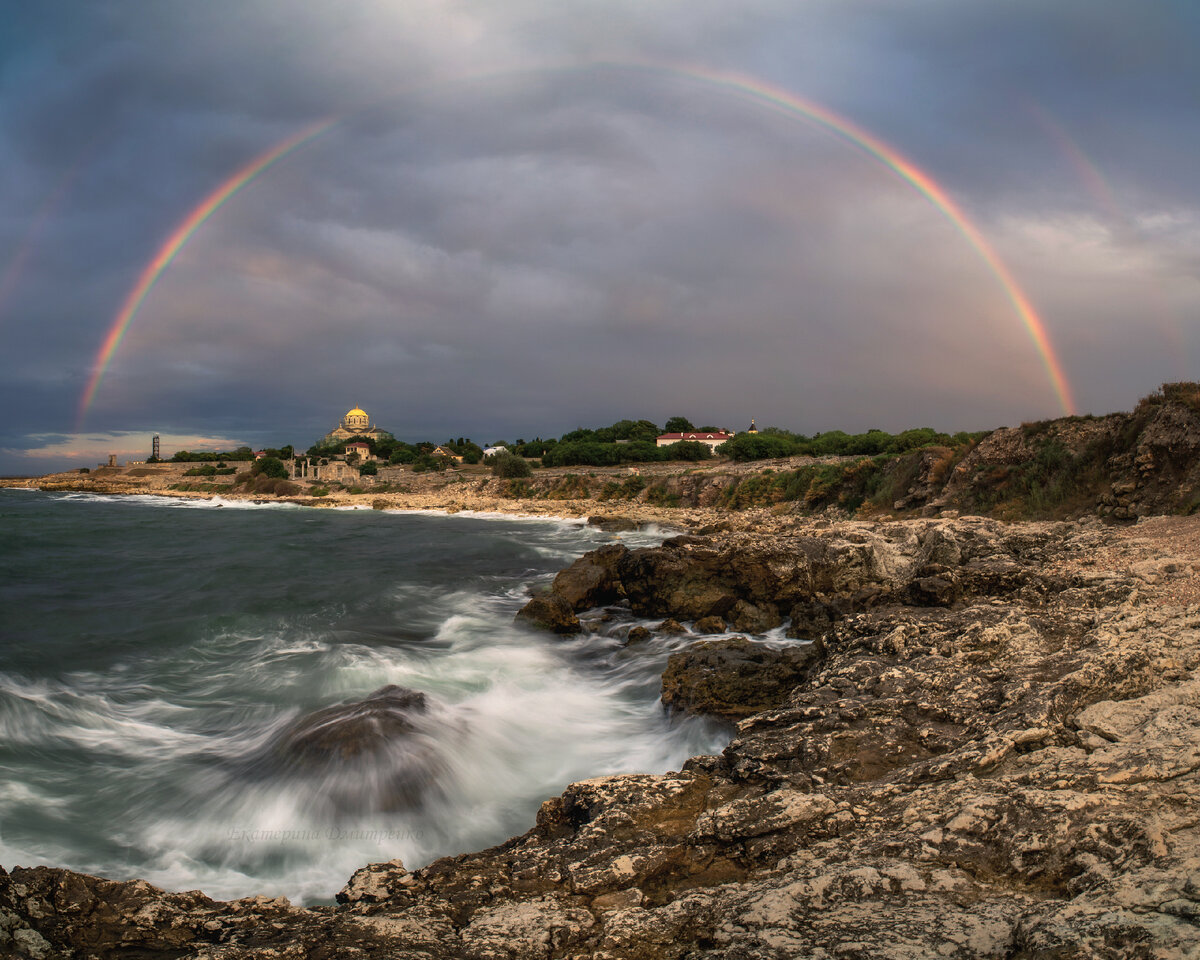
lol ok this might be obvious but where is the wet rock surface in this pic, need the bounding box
[7,516,1200,958]
[515,593,582,634]
[252,685,444,815]
[660,637,821,722]
[269,685,428,766]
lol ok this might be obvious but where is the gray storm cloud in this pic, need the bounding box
[1,0,1197,472]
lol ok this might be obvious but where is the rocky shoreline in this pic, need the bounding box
[4,505,1200,958]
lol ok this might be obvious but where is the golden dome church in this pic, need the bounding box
[321,405,394,445]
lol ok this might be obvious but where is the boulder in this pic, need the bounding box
[661,637,821,722]
[587,515,641,532]
[550,543,628,611]
[271,685,428,765]
[694,615,728,634]
[515,593,581,634]
[263,685,441,813]
[730,599,781,633]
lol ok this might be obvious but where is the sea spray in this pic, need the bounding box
[0,489,724,903]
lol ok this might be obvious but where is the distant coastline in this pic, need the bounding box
[0,458,769,532]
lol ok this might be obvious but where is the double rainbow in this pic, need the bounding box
[78,63,1076,426]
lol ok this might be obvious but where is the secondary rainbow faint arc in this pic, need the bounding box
[77,118,335,427]
[80,63,1076,424]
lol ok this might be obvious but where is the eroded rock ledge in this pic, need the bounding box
[5,516,1200,959]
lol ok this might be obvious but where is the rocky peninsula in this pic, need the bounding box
[6,390,1200,957]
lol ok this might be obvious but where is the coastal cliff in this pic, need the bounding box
[5,513,1200,958]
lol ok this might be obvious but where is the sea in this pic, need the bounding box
[0,488,735,905]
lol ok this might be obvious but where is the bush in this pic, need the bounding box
[719,433,799,461]
[251,456,288,479]
[666,440,713,462]
[78,467,90,473]
[359,460,378,476]
[491,452,532,478]
[1140,382,1200,415]
[310,487,330,497]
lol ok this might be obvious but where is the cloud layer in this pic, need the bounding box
[2,0,1197,472]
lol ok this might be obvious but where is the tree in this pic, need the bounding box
[490,452,532,478]
[665,416,695,433]
[718,433,799,461]
[251,456,288,479]
[359,460,378,476]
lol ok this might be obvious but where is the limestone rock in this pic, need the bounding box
[260,684,442,813]
[270,685,427,765]
[515,593,581,634]
[550,544,628,611]
[9,515,1200,959]
[660,637,820,722]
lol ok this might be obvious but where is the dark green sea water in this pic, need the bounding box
[0,489,729,903]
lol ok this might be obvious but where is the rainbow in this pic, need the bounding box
[1026,101,1120,219]
[79,63,1076,424]
[1025,98,1185,379]
[77,118,335,427]
[0,145,94,323]
[634,62,1075,415]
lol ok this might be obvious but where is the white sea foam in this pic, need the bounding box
[1,490,714,904]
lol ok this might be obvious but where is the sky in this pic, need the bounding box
[2,0,1198,473]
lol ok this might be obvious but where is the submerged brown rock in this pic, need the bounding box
[5,515,1200,958]
[255,684,442,815]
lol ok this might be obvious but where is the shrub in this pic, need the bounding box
[251,456,288,479]
[491,452,532,478]
[1142,381,1200,414]
[359,460,378,476]
[719,433,799,461]
[667,440,713,462]
[78,467,90,473]
[310,487,330,497]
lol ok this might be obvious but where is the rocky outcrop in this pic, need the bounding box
[6,516,1200,958]
[660,637,821,722]
[549,544,628,611]
[254,685,443,814]
[524,518,1073,642]
[269,685,428,766]
[515,593,581,634]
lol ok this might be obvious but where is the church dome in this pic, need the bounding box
[342,405,371,431]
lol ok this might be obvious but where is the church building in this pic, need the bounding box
[320,406,393,446]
